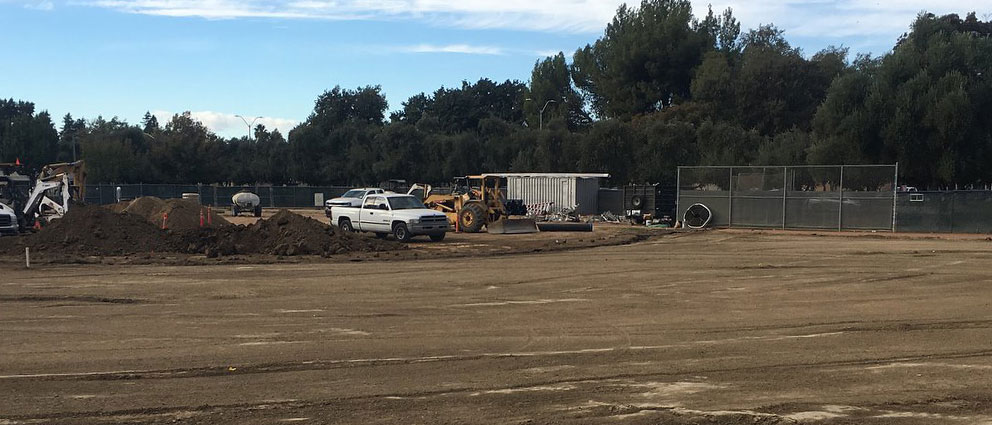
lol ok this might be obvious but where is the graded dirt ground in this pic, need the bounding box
[2,231,992,424]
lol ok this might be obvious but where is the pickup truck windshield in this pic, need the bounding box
[388,196,427,210]
[342,190,366,199]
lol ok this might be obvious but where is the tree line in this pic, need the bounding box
[1,1,990,188]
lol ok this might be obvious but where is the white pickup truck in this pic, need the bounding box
[324,188,386,218]
[330,193,449,242]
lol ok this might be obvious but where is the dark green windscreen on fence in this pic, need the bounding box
[84,184,354,208]
[677,165,897,231]
[896,191,992,234]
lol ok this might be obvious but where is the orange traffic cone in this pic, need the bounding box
[162,212,169,230]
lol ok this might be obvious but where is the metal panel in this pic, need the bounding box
[575,178,600,215]
[507,176,581,214]
[597,188,623,214]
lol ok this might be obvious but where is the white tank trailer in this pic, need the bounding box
[231,192,262,217]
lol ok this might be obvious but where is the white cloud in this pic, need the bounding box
[401,43,506,55]
[697,1,988,40]
[80,0,989,48]
[24,0,54,10]
[151,110,300,137]
[85,0,622,32]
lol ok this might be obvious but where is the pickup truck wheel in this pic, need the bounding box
[339,219,355,233]
[458,203,486,233]
[429,232,446,242]
[393,223,412,243]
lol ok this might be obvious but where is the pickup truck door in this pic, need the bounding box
[359,196,392,232]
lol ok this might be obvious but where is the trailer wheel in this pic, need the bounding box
[253,205,262,217]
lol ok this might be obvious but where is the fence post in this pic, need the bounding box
[891,162,899,232]
[675,167,681,224]
[838,165,844,231]
[728,167,734,228]
[781,167,788,229]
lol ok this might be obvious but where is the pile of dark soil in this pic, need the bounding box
[176,210,402,257]
[0,205,179,256]
[115,197,229,230]
[0,207,400,259]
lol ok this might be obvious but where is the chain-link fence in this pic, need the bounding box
[677,165,898,231]
[896,191,992,233]
[84,184,356,208]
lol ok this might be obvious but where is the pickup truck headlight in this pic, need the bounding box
[409,219,421,224]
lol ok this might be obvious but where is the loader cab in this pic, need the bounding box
[0,167,31,213]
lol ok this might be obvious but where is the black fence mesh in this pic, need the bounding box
[896,191,992,233]
[677,165,897,231]
[84,184,355,208]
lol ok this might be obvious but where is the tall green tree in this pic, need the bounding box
[524,53,589,129]
[571,0,732,118]
[811,12,992,186]
[0,99,59,170]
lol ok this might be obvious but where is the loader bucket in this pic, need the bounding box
[487,218,539,234]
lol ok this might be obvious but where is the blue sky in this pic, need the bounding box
[1,0,985,137]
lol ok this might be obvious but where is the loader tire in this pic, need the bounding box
[458,203,486,233]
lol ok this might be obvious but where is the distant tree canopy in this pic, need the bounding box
[1,3,990,188]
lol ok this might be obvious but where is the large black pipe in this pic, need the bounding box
[536,222,594,232]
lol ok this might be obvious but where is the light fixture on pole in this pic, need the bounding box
[524,98,558,129]
[235,115,263,140]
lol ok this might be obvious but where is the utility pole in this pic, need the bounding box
[235,115,263,140]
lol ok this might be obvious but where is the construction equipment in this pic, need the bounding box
[39,161,87,201]
[410,175,538,234]
[231,191,262,217]
[0,161,85,233]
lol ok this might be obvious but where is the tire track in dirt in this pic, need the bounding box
[8,348,992,423]
[4,345,991,383]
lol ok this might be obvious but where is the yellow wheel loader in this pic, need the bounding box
[409,175,538,234]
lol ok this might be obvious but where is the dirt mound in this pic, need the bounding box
[0,207,400,259]
[119,197,229,230]
[177,210,403,257]
[0,205,178,256]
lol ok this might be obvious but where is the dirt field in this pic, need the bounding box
[2,231,992,424]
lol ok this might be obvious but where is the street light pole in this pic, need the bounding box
[539,100,556,130]
[235,115,263,140]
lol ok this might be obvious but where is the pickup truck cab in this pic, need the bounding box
[331,193,449,242]
[325,188,386,218]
